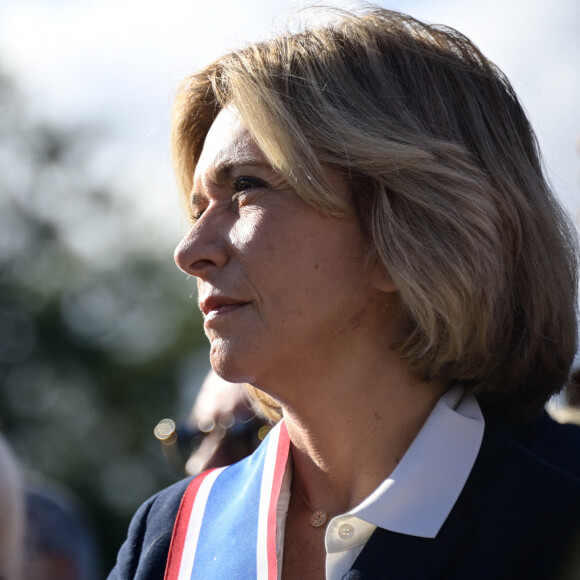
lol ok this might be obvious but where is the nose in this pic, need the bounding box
[174,218,229,278]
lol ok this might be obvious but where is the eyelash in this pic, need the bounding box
[189,176,267,222]
[232,176,267,194]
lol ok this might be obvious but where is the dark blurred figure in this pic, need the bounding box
[155,370,270,476]
[23,480,100,580]
[0,434,24,580]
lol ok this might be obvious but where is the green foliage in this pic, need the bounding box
[0,69,206,571]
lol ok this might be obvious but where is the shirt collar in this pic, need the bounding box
[349,385,484,538]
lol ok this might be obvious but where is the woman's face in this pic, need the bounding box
[174,107,397,393]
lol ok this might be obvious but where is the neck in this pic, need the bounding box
[279,358,448,517]
[250,295,448,517]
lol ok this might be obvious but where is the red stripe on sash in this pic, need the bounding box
[164,469,217,580]
[266,423,290,579]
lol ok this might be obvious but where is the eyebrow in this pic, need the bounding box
[211,155,272,182]
[189,191,208,209]
[189,155,274,207]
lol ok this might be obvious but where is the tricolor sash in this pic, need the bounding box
[165,420,290,580]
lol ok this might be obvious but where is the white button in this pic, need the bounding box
[338,523,354,539]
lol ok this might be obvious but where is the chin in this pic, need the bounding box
[209,340,257,385]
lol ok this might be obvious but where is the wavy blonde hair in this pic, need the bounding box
[172,8,578,422]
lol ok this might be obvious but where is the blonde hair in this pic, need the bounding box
[172,8,578,422]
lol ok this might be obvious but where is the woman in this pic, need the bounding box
[109,8,580,579]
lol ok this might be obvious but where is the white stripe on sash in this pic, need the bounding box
[177,466,226,580]
[256,425,282,580]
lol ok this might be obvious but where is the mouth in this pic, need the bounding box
[199,296,250,321]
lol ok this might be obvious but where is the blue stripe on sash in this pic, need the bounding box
[190,429,272,578]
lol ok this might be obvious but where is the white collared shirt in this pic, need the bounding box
[275,385,485,579]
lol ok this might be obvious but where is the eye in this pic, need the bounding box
[233,176,267,193]
[189,209,205,223]
[188,193,209,223]
[231,176,268,207]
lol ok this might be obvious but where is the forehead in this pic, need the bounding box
[194,106,267,182]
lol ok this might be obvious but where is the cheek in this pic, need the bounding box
[229,210,268,252]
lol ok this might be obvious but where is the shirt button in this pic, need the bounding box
[338,523,354,539]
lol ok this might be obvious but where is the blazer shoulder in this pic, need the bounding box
[451,416,580,577]
[475,414,580,515]
[487,413,580,491]
[510,410,580,478]
[107,476,194,580]
[346,416,580,580]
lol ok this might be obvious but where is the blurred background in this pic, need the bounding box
[0,0,578,575]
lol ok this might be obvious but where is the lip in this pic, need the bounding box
[199,295,250,321]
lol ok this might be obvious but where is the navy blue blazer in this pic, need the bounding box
[510,410,580,478]
[108,414,580,579]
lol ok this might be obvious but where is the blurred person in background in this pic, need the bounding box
[22,479,100,580]
[0,433,100,580]
[110,7,580,579]
[155,370,270,476]
[0,434,24,580]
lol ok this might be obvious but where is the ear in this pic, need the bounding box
[371,256,397,294]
